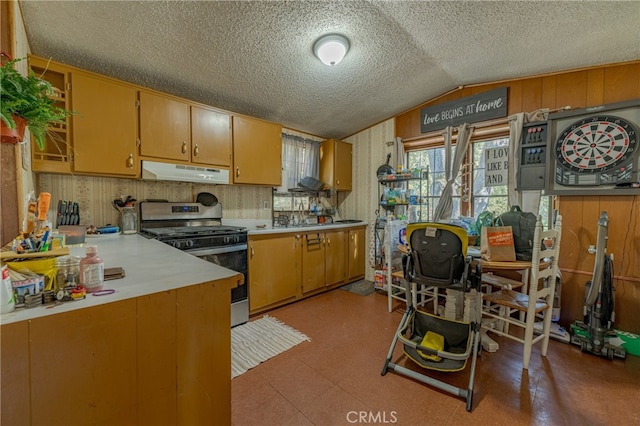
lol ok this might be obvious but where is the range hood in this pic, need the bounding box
[141,161,230,185]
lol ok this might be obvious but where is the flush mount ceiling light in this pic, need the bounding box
[313,34,350,66]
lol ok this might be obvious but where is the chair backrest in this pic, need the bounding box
[530,214,562,291]
[407,223,468,287]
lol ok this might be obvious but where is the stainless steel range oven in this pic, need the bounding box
[138,201,248,327]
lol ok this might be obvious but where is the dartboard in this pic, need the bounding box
[555,115,638,174]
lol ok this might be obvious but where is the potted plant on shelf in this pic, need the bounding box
[1,54,73,150]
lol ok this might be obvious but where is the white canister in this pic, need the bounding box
[1,265,16,314]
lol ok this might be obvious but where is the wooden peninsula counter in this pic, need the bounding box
[1,234,242,426]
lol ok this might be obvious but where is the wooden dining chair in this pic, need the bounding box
[481,214,562,369]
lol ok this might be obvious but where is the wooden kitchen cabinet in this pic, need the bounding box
[1,277,237,425]
[302,232,326,293]
[28,56,73,174]
[248,234,300,312]
[348,227,366,280]
[29,299,138,425]
[320,138,352,191]
[325,229,348,286]
[302,230,347,293]
[248,226,361,315]
[139,90,191,161]
[28,56,139,177]
[71,71,139,176]
[191,105,231,167]
[0,321,29,426]
[232,115,282,186]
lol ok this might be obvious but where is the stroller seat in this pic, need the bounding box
[381,222,482,412]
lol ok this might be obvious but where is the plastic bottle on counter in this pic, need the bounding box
[1,265,15,314]
[79,245,104,293]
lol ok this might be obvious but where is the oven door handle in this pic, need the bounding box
[186,244,248,256]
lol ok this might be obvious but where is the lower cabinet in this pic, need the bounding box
[302,230,347,293]
[248,234,300,312]
[325,229,348,286]
[348,228,366,280]
[0,278,236,425]
[249,226,364,314]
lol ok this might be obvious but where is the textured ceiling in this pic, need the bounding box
[19,1,640,139]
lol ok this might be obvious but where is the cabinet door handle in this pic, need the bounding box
[182,141,187,154]
[327,237,331,245]
[336,179,340,185]
[250,246,254,258]
[236,167,240,177]
[193,144,199,157]
[127,153,134,169]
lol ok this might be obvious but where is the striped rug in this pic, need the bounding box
[231,315,310,378]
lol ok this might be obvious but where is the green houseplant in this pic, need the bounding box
[1,55,73,150]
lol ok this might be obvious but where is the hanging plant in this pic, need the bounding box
[1,54,74,150]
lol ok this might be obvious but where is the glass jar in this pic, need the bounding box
[120,206,137,234]
[55,255,81,288]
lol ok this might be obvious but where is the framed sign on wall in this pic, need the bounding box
[543,99,640,196]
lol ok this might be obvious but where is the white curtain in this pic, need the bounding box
[508,110,548,214]
[432,123,473,222]
[390,136,405,171]
[280,133,320,191]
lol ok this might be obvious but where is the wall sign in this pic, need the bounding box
[485,146,509,187]
[420,87,508,133]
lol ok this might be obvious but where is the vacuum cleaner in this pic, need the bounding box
[570,211,626,359]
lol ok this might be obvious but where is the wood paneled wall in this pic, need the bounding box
[394,61,640,334]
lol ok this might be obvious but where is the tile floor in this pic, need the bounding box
[232,288,639,425]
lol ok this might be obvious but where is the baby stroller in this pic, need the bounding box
[381,222,482,412]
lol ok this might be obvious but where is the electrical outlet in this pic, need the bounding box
[263,200,269,210]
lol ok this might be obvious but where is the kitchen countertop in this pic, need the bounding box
[0,234,242,325]
[223,219,367,235]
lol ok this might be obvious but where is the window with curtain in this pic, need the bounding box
[407,146,460,221]
[407,137,551,227]
[273,133,321,212]
[280,133,320,192]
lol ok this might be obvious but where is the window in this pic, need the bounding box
[279,134,319,192]
[407,137,552,228]
[407,146,460,221]
[471,138,509,216]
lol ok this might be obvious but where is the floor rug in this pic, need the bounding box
[340,279,376,296]
[231,315,310,378]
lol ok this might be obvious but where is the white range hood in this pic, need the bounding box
[141,161,230,185]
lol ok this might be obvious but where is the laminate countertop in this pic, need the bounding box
[0,234,242,325]
[237,220,367,235]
